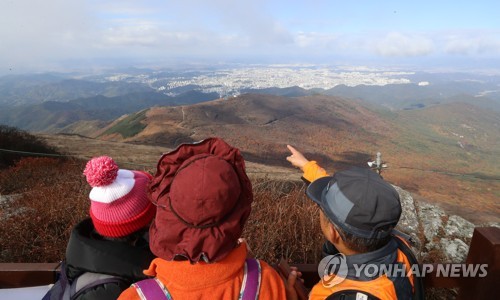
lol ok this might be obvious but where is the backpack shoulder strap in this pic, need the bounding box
[393,235,425,300]
[42,261,69,300]
[132,278,172,300]
[240,258,262,300]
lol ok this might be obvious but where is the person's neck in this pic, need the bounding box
[331,240,359,256]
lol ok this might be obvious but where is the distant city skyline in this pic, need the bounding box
[1,0,499,74]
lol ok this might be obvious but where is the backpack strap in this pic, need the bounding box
[393,235,425,300]
[42,261,70,300]
[240,258,262,300]
[131,259,261,300]
[132,278,172,300]
[43,261,128,300]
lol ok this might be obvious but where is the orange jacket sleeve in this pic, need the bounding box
[302,161,329,183]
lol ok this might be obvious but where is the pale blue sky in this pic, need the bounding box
[1,0,499,73]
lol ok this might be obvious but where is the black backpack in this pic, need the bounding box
[42,261,127,300]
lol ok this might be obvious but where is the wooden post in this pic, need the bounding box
[458,227,500,298]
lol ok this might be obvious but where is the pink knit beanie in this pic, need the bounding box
[83,156,156,238]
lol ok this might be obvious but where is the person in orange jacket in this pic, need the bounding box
[119,138,294,300]
[286,145,423,300]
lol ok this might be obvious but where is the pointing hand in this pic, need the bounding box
[286,145,309,171]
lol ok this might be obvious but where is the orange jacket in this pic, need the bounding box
[309,245,416,299]
[118,242,286,300]
[302,161,328,182]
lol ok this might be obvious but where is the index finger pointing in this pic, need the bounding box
[287,144,298,154]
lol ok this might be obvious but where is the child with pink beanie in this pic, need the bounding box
[43,156,156,300]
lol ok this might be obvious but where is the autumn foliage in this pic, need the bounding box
[0,157,89,262]
[242,179,324,264]
[0,157,324,264]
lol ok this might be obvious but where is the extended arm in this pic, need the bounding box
[286,145,329,183]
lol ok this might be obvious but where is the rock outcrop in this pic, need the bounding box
[393,185,489,263]
[0,194,24,221]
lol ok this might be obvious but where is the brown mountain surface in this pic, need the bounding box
[397,102,499,154]
[98,94,396,165]
[385,102,499,224]
[49,94,499,224]
[390,102,499,183]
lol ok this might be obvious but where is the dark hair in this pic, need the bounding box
[332,222,392,253]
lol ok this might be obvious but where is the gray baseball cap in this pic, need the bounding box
[306,167,401,239]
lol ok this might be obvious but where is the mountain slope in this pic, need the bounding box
[93,94,499,223]
[326,83,500,111]
[394,102,499,176]
[0,91,220,132]
[0,75,152,106]
[98,94,396,165]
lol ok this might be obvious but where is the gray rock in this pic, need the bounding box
[416,202,446,244]
[0,193,25,220]
[478,222,500,229]
[394,186,419,233]
[440,238,469,263]
[394,186,421,250]
[444,215,475,240]
[0,193,22,206]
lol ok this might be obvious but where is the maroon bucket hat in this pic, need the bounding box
[148,137,253,263]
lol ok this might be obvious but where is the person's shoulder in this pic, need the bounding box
[257,259,280,278]
[256,259,286,299]
[309,281,332,300]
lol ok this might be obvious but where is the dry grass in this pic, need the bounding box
[243,178,324,264]
[0,158,324,264]
[0,157,89,262]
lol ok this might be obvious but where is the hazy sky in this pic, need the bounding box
[1,0,499,73]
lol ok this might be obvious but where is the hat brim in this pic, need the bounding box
[149,137,253,263]
[306,176,333,205]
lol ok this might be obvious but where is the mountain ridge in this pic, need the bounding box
[0,91,220,132]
